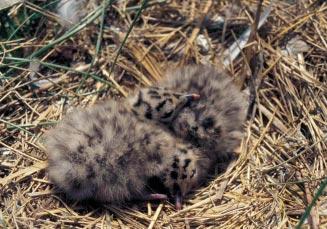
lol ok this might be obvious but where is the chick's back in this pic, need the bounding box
[45,100,175,203]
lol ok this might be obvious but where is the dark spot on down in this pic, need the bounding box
[93,124,103,139]
[94,154,106,167]
[214,126,221,136]
[145,110,152,119]
[156,100,167,111]
[87,136,96,146]
[172,93,181,98]
[146,175,169,195]
[172,162,178,168]
[77,145,85,154]
[181,174,187,179]
[116,125,123,133]
[191,126,198,132]
[117,153,129,168]
[190,169,196,178]
[131,109,139,116]
[86,165,96,179]
[70,153,83,164]
[143,133,151,145]
[147,90,159,95]
[133,91,143,107]
[174,156,180,163]
[161,110,174,119]
[170,171,178,180]
[143,102,152,119]
[156,143,162,151]
[183,159,191,170]
[147,151,163,164]
[150,94,162,99]
[179,148,187,154]
[202,117,215,129]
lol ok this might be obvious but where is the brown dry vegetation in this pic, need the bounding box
[0,0,326,228]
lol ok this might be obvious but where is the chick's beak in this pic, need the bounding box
[173,94,200,116]
[175,192,183,210]
[179,93,200,108]
[183,93,200,102]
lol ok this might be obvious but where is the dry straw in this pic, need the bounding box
[0,0,326,228]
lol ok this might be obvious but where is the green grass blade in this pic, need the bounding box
[295,177,327,228]
[2,56,113,87]
[108,0,149,77]
[77,0,116,91]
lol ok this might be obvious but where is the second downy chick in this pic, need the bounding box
[154,65,248,164]
[45,99,209,209]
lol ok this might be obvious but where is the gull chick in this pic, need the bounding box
[45,99,209,208]
[154,65,248,163]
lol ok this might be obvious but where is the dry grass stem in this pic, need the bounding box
[1,0,326,228]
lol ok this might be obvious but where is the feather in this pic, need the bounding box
[56,0,86,27]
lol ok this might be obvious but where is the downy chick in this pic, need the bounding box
[154,65,248,164]
[127,86,200,123]
[45,99,209,208]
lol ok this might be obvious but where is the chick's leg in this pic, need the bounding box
[143,193,168,201]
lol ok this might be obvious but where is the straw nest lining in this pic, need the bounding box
[0,0,326,228]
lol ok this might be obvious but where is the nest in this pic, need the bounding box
[1,0,326,228]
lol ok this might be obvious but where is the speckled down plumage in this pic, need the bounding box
[45,99,209,204]
[127,86,199,124]
[155,65,248,163]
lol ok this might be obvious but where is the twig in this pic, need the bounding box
[147,204,163,229]
[182,0,212,63]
